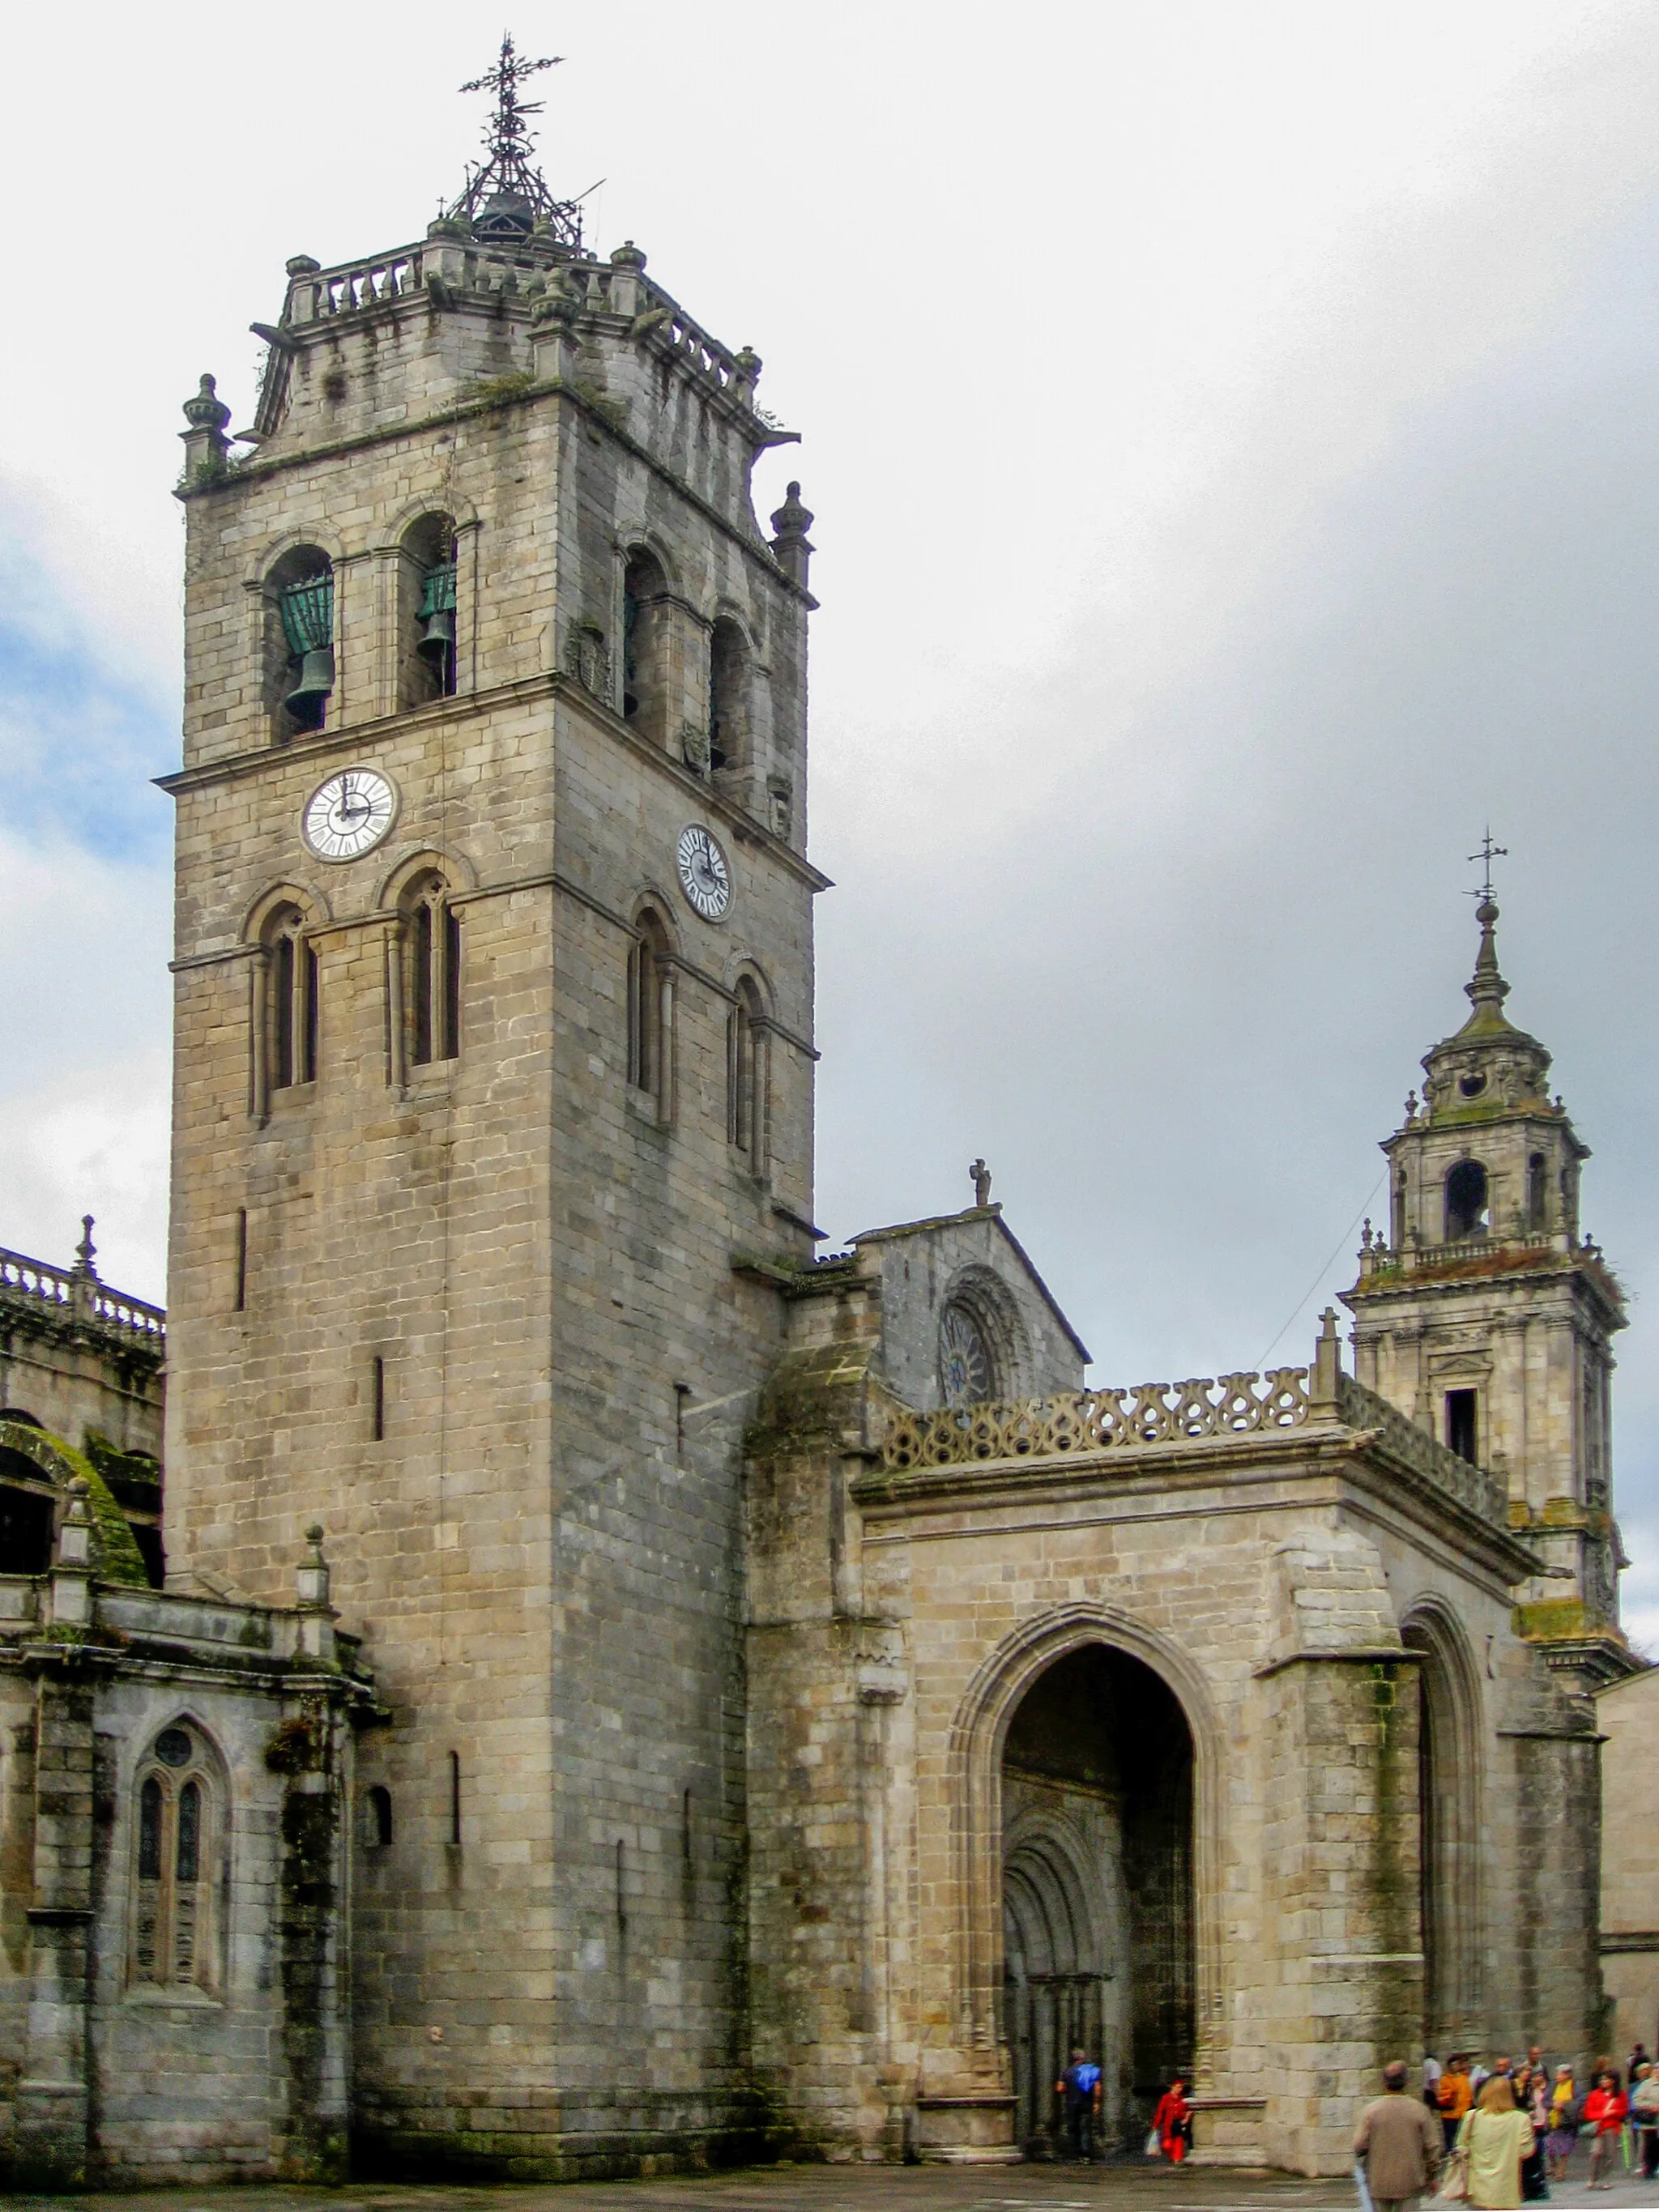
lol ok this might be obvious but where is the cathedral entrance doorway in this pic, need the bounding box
[1000,1644,1195,2156]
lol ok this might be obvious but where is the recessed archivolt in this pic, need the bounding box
[243,526,348,590]
[374,844,478,906]
[723,955,773,1013]
[376,493,480,548]
[241,880,331,940]
[940,1262,1033,1400]
[629,887,682,952]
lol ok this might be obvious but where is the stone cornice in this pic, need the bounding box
[181,367,817,608]
[156,671,831,897]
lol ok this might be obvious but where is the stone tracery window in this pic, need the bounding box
[252,901,318,1114]
[399,513,458,709]
[708,618,748,775]
[130,1722,221,1996]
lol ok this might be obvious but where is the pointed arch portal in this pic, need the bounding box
[1000,1643,1196,2152]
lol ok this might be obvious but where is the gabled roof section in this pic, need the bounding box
[850,1203,1092,1365]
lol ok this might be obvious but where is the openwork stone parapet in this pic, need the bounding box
[882,1366,1311,1470]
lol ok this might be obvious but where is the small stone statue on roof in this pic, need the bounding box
[970,1158,992,1209]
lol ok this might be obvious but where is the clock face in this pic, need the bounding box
[676,824,731,919]
[301,768,398,862]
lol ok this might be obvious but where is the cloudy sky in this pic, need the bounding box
[4,2,1659,1640]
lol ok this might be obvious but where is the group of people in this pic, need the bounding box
[1051,2048,1191,2163]
[1357,2047,1659,2211]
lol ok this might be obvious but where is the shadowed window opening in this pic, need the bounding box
[1445,1160,1488,1242]
[1445,1388,1478,1464]
[1528,1153,1547,1230]
[364,1784,393,1848]
[622,550,667,739]
[0,1471,53,1576]
[1002,1644,1194,2158]
[709,618,748,774]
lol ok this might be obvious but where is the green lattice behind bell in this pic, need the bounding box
[279,575,335,654]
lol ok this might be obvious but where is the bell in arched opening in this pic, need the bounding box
[279,573,335,729]
[416,556,457,688]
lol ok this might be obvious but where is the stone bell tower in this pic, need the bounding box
[161,40,823,2175]
[1342,894,1631,1683]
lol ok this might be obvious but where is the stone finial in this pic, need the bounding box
[296,1524,330,1605]
[969,1158,993,1209]
[181,375,232,433]
[285,254,322,278]
[769,481,815,590]
[73,1214,98,1277]
[1465,896,1511,1023]
[179,376,232,476]
[610,239,647,270]
[296,1524,335,1662]
[733,344,762,394]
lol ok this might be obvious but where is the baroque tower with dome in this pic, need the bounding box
[0,49,1637,2189]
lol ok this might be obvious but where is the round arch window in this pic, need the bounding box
[939,1301,996,1406]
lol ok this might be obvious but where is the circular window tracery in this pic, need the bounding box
[939,1302,996,1406]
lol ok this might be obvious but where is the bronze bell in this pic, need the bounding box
[417,607,455,669]
[284,646,335,724]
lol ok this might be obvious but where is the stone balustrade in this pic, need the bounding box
[881,1362,1510,1530]
[0,1244,164,1346]
[282,238,759,407]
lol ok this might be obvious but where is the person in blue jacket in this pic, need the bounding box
[1056,2046,1103,2161]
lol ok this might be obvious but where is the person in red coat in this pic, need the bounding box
[1584,2072,1628,2191]
[1154,2080,1192,2163]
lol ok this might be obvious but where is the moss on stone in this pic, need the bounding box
[0,1418,149,1587]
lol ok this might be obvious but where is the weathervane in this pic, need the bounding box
[1466,827,1508,905]
[447,32,585,247]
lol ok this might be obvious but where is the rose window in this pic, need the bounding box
[939,1302,994,1406]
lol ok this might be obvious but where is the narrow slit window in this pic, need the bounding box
[233,1208,247,1312]
[449,1750,462,1846]
[371,1355,385,1443]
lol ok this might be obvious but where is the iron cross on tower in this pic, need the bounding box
[1467,827,1508,903]
[450,33,584,246]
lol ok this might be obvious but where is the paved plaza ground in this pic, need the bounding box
[8,2159,1659,2212]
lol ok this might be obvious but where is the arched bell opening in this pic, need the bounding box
[1000,1643,1195,2156]
[263,545,335,739]
[399,512,458,708]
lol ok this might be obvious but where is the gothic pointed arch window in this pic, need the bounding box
[264,546,335,739]
[401,871,461,1068]
[130,1720,223,1995]
[1444,1160,1488,1242]
[399,513,458,709]
[259,903,318,1099]
[628,906,674,1123]
[727,974,768,1175]
[708,618,749,776]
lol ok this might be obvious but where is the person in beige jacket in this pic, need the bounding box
[1356,2061,1444,2212]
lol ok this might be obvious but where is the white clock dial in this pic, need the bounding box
[301,769,398,862]
[676,824,731,920]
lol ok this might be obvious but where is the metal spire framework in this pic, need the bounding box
[448,33,583,246]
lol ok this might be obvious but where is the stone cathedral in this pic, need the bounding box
[0,49,1640,2189]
